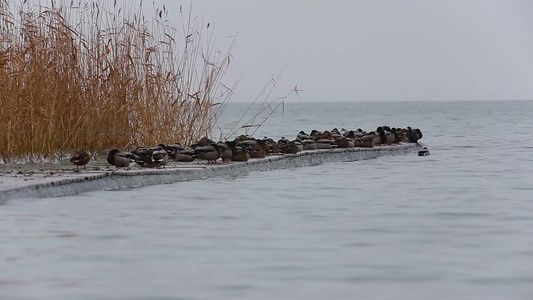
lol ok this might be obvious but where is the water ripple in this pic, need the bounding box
[2,101,533,300]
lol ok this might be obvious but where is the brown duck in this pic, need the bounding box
[70,149,91,169]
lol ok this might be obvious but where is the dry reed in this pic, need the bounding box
[0,0,235,162]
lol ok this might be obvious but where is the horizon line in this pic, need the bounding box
[227,98,533,104]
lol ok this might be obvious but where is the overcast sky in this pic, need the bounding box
[154,0,533,102]
[13,0,533,102]
[55,1,533,102]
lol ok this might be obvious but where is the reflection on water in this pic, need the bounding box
[1,101,533,300]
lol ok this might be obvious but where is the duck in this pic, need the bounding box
[247,139,268,158]
[232,148,251,161]
[191,136,216,148]
[331,128,343,139]
[261,137,279,154]
[377,127,388,145]
[334,137,354,148]
[226,141,251,162]
[194,143,221,163]
[161,143,183,160]
[174,148,196,162]
[315,139,333,149]
[418,147,430,156]
[397,128,410,142]
[107,149,134,168]
[132,146,164,168]
[407,127,423,143]
[295,140,304,151]
[357,132,380,148]
[257,138,271,154]
[310,130,323,140]
[217,142,233,162]
[354,139,373,148]
[277,137,290,146]
[234,135,253,143]
[340,128,350,136]
[151,149,168,168]
[390,127,402,144]
[280,140,300,154]
[70,149,91,169]
[382,129,395,145]
[250,145,267,158]
[343,130,357,140]
[162,143,195,162]
[355,128,366,136]
[296,131,312,141]
[320,130,333,140]
[237,138,258,148]
[301,139,317,150]
[415,128,423,141]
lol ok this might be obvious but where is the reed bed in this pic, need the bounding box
[0,0,235,162]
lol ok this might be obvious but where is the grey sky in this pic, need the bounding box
[153,0,531,102]
[20,0,533,102]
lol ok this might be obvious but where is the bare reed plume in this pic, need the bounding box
[0,0,235,162]
[215,67,303,141]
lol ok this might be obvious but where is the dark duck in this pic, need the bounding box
[107,149,134,168]
[70,149,91,169]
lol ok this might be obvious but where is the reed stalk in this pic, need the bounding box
[217,68,303,140]
[0,0,235,162]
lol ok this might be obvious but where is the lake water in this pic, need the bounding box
[1,100,533,300]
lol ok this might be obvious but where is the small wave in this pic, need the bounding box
[452,145,482,149]
[215,284,257,291]
[467,276,533,285]
[513,186,533,191]
[93,233,130,240]
[433,212,491,218]
[342,274,440,283]
[216,215,239,220]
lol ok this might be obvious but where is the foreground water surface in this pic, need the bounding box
[1,100,533,299]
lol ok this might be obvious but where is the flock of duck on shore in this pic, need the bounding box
[70,126,427,169]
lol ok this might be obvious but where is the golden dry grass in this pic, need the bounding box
[0,0,235,162]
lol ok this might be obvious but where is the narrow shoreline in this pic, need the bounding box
[0,144,418,203]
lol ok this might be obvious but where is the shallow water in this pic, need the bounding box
[1,100,533,299]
